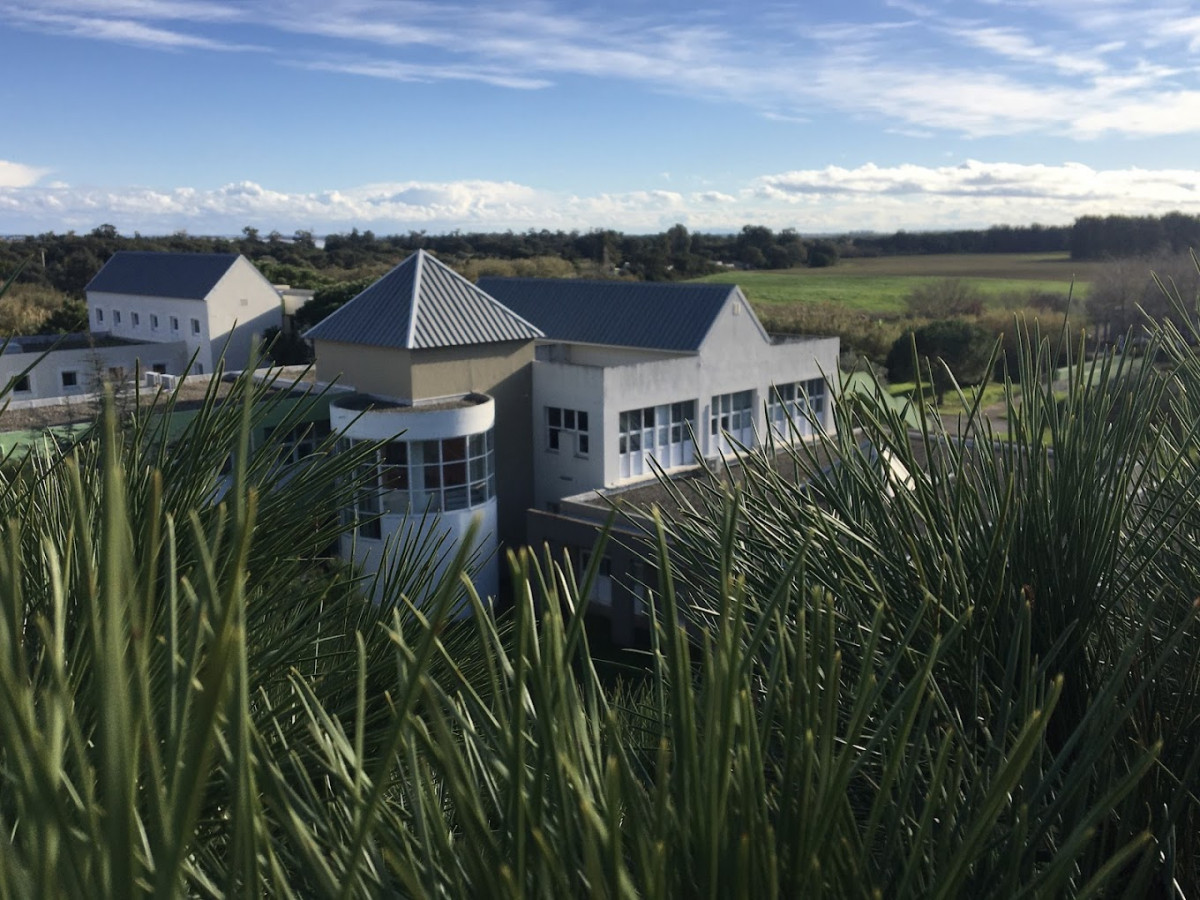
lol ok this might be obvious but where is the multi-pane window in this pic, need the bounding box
[710,390,754,453]
[265,421,332,466]
[767,378,828,438]
[618,400,696,478]
[340,429,496,538]
[546,406,589,457]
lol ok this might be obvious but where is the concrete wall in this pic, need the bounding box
[314,341,413,399]
[0,340,189,404]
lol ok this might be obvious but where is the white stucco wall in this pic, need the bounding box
[86,256,281,375]
[0,340,190,405]
[529,288,840,501]
[527,361,607,510]
[205,256,284,371]
[89,291,210,371]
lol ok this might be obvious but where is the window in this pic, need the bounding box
[170,316,179,332]
[768,378,828,439]
[191,318,201,335]
[131,312,140,327]
[339,429,496,533]
[95,308,104,324]
[150,314,159,330]
[546,406,589,457]
[113,310,122,326]
[710,390,754,454]
[152,363,167,374]
[12,374,30,393]
[618,400,696,479]
[265,421,332,466]
[61,371,78,389]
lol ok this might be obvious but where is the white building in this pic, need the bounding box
[306,250,545,601]
[477,276,839,512]
[85,251,283,375]
[307,251,839,606]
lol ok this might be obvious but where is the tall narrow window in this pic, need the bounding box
[618,400,695,478]
[710,390,754,454]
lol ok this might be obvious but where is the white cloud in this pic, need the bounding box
[6,0,1200,140]
[0,160,49,188]
[4,161,1200,236]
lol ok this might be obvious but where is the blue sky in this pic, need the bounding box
[1,0,1199,235]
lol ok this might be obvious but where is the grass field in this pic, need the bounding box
[693,252,1100,315]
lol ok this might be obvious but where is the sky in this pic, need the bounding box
[1,0,1200,237]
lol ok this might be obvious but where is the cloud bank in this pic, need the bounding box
[4,160,1200,236]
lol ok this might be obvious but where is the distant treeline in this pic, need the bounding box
[3,213,1197,299]
[1069,212,1200,260]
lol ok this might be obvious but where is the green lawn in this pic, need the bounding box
[694,252,1096,316]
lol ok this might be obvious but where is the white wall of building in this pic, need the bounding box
[0,340,189,405]
[205,256,284,371]
[87,256,281,375]
[526,361,607,510]
[331,394,501,605]
[530,288,840,504]
[89,292,209,371]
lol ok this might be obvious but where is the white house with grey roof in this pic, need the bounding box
[477,277,840,512]
[307,252,838,601]
[86,251,283,375]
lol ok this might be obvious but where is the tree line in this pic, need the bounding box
[1069,211,1200,260]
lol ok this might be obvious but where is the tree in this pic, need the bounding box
[807,240,839,268]
[887,318,993,403]
[904,278,985,318]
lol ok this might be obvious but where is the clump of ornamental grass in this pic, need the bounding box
[0,266,1197,896]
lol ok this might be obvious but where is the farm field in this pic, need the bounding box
[693,252,1101,315]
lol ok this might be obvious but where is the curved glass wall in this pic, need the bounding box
[341,428,496,538]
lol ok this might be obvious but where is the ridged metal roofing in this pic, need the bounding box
[304,250,543,350]
[476,278,737,352]
[85,251,241,300]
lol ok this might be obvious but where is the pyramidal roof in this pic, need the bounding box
[304,250,543,350]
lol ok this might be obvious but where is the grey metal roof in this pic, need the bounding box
[85,251,241,300]
[304,250,543,350]
[475,278,738,352]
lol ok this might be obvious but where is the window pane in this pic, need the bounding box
[424,464,441,489]
[578,434,589,455]
[549,429,560,450]
[421,440,441,463]
[578,411,588,432]
[644,407,655,426]
[443,459,467,486]
[469,433,485,457]
[470,482,488,506]
[564,409,575,430]
[548,407,562,427]
[444,486,468,510]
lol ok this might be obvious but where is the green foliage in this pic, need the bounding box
[886,318,994,401]
[904,277,984,317]
[0,270,1198,896]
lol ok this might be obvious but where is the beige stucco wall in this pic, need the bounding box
[411,342,536,548]
[312,341,413,399]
